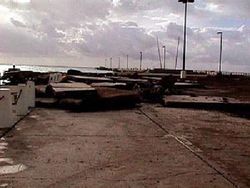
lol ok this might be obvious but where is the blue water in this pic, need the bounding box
[0,64,112,76]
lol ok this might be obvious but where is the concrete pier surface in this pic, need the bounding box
[0,105,249,188]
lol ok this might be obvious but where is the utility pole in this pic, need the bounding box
[217,32,223,74]
[140,52,143,70]
[178,0,195,78]
[163,46,166,69]
[118,57,121,69]
[126,55,129,70]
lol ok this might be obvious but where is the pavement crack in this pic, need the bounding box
[21,134,162,138]
[138,107,239,188]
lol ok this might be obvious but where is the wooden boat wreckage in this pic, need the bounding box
[2,66,249,114]
[1,68,175,110]
[0,68,206,104]
[36,82,140,111]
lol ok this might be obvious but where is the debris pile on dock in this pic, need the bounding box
[1,66,250,115]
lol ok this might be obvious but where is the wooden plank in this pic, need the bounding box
[67,75,113,83]
[46,83,97,98]
[49,82,93,89]
[174,82,204,89]
[163,95,250,110]
[52,88,95,92]
[142,77,162,81]
[115,77,148,84]
[91,82,127,88]
[164,95,239,104]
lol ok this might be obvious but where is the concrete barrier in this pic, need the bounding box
[26,81,35,108]
[5,86,17,122]
[16,84,29,116]
[0,88,14,128]
[4,85,25,121]
[0,81,35,126]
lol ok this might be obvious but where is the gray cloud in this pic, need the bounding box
[78,21,156,60]
[0,0,249,72]
[0,24,59,56]
[207,0,250,18]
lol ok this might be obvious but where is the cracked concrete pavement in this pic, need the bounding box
[1,104,249,187]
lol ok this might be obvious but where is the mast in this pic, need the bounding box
[175,37,180,70]
[157,37,162,69]
[163,46,166,69]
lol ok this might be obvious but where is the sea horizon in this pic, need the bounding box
[0,64,112,76]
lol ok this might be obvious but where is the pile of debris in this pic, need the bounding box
[2,67,227,112]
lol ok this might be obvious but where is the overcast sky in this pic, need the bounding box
[0,0,250,72]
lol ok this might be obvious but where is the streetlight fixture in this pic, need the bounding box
[178,0,195,79]
[217,31,223,74]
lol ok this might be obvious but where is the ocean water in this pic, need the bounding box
[0,64,112,76]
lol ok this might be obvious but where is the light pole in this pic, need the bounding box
[178,0,194,79]
[118,57,121,69]
[217,32,223,74]
[140,52,143,70]
[126,55,129,70]
[110,57,112,69]
[162,46,166,69]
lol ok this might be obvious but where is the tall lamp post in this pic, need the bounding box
[140,52,143,70]
[178,0,194,79]
[126,55,129,70]
[217,32,223,74]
